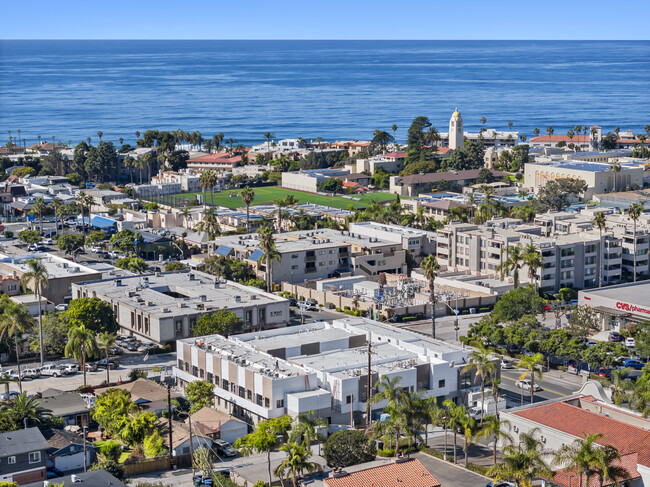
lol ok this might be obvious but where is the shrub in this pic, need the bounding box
[90,459,125,480]
[335,307,341,312]
[253,482,269,487]
[143,430,166,458]
[2,230,13,239]
[466,462,489,476]
[323,430,376,469]
[377,448,395,457]
[100,440,122,462]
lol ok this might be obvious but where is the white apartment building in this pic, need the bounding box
[151,170,201,193]
[71,270,290,346]
[346,152,407,175]
[209,228,407,286]
[174,317,472,426]
[348,222,436,264]
[281,168,351,193]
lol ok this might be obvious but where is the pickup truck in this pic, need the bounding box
[40,365,65,377]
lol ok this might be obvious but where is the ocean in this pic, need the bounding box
[0,40,649,147]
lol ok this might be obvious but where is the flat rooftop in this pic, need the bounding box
[239,324,358,352]
[349,222,435,239]
[0,252,99,278]
[580,281,650,304]
[73,270,285,318]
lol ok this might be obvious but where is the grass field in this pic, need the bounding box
[170,187,400,210]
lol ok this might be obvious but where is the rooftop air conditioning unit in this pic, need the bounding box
[200,295,207,302]
[234,296,241,303]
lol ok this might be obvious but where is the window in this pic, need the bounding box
[215,376,220,386]
[222,379,229,390]
[207,372,213,383]
[178,359,183,369]
[247,390,252,400]
[319,262,325,266]
[199,369,204,379]
[8,456,15,464]
[438,380,446,388]
[291,254,298,259]
[192,366,198,377]
[276,399,284,408]
[28,451,41,464]
[264,398,270,408]
[238,386,245,398]
[346,395,352,404]
[291,265,299,270]
[256,394,263,406]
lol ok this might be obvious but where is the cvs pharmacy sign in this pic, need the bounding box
[616,302,650,315]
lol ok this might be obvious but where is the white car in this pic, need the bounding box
[625,337,635,348]
[40,238,54,245]
[55,304,68,312]
[40,365,65,377]
[62,364,78,375]
[500,360,515,369]
[90,246,103,253]
[515,379,542,392]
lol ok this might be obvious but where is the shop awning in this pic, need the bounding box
[592,306,629,317]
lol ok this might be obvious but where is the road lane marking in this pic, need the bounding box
[500,375,567,397]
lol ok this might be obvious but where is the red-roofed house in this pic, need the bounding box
[323,458,441,487]
[529,126,601,150]
[501,393,650,487]
[187,153,241,171]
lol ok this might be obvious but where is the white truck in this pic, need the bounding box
[468,397,507,420]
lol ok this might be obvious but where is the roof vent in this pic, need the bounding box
[115,279,122,287]
[188,273,195,280]
[200,295,207,302]
[234,296,241,303]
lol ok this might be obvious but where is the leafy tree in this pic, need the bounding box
[57,233,86,254]
[534,178,588,212]
[62,297,119,333]
[143,430,167,457]
[115,256,149,274]
[192,309,243,337]
[273,442,322,487]
[632,321,650,357]
[66,172,83,186]
[164,261,186,272]
[323,430,377,469]
[0,481,19,487]
[200,255,256,282]
[601,132,618,151]
[110,229,140,253]
[18,229,41,244]
[582,342,629,368]
[185,380,214,413]
[65,324,97,387]
[29,313,70,356]
[441,139,486,172]
[490,285,545,323]
[566,305,600,338]
[476,167,495,184]
[120,411,157,446]
[92,389,139,436]
[371,129,394,152]
[89,459,125,480]
[235,416,292,487]
[86,231,106,245]
[405,116,432,164]
[316,177,343,194]
[12,167,37,178]
[100,440,122,462]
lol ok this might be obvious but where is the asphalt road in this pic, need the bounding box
[499,367,585,406]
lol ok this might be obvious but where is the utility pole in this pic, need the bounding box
[366,341,372,427]
[350,393,354,428]
[189,411,195,478]
[167,384,174,469]
[83,425,88,472]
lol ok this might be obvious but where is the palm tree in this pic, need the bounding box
[274,198,289,233]
[522,244,542,290]
[462,345,496,424]
[480,117,486,126]
[553,433,604,487]
[608,368,632,406]
[533,128,540,137]
[290,411,328,454]
[488,428,552,487]
[76,191,94,233]
[50,199,64,237]
[97,332,116,385]
[97,131,103,141]
[258,224,281,293]
[628,203,643,282]
[391,124,398,145]
[420,396,444,447]
[546,126,554,138]
[0,393,52,427]
[123,155,135,185]
[609,161,621,192]
[65,325,97,387]
[21,259,49,366]
[421,255,440,339]
[371,375,403,409]
[442,400,468,464]
[594,444,629,487]
[196,207,220,239]
[508,121,513,130]
[0,297,34,394]
[476,414,512,465]
[203,170,218,206]
[518,352,544,405]
[520,134,527,143]
[240,186,255,232]
[496,245,525,289]
[263,132,275,159]
[31,197,45,233]
[461,414,477,467]
[594,211,607,287]
[198,171,212,207]
[273,442,322,487]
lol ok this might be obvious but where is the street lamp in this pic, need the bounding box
[440,295,460,341]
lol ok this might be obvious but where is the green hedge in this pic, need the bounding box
[377,448,395,457]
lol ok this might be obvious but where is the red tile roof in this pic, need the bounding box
[529,135,590,143]
[383,152,407,158]
[189,153,241,164]
[552,453,640,487]
[323,459,440,487]
[436,147,453,154]
[512,399,650,467]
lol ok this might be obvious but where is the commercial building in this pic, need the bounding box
[71,270,290,346]
[0,253,102,304]
[524,160,644,200]
[281,168,351,193]
[348,222,436,264]
[346,151,407,174]
[501,391,650,487]
[389,169,508,197]
[209,228,408,286]
[174,317,473,426]
[186,152,241,172]
[578,281,650,332]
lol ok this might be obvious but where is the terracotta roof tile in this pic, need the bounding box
[323,459,440,487]
[552,453,640,487]
[529,135,590,143]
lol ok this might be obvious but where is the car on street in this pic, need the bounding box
[297,301,318,311]
[55,304,68,312]
[487,482,517,487]
[621,359,645,370]
[515,379,542,391]
[28,243,45,252]
[95,358,117,369]
[625,337,636,348]
[85,363,98,372]
[213,439,236,457]
[567,299,579,306]
[40,365,66,377]
[90,246,103,253]
[609,332,622,342]
[500,360,515,369]
[1,391,20,401]
[23,368,41,380]
[40,238,54,245]
[62,364,78,374]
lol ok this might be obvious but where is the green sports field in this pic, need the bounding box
[169,187,400,210]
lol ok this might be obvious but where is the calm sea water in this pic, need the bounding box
[1,40,649,147]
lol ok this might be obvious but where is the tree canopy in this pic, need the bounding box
[192,309,243,337]
[185,380,215,413]
[61,297,119,334]
[323,429,377,469]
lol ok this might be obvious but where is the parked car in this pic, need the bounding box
[621,359,645,370]
[90,246,103,253]
[110,346,123,355]
[28,243,45,252]
[62,364,78,374]
[567,299,579,306]
[40,365,65,377]
[515,379,542,392]
[55,304,68,312]
[85,363,98,372]
[22,368,41,380]
[297,301,318,311]
[487,482,517,487]
[126,342,140,352]
[95,358,117,369]
[597,368,610,378]
[625,337,636,348]
[1,391,20,401]
[609,332,622,342]
[500,360,515,369]
[40,238,54,245]
[213,439,236,457]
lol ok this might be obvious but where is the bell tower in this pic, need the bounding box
[449,108,463,150]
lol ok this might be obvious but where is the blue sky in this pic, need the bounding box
[2,0,648,40]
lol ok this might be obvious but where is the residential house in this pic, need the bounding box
[0,427,49,485]
[42,428,94,473]
[189,407,248,444]
[323,458,441,487]
[21,469,128,487]
[38,390,90,427]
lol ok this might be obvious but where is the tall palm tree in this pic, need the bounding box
[594,211,607,288]
[461,414,477,467]
[97,332,116,385]
[522,244,542,290]
[76,191,94,233]
[196,207,220,239]
[290,411,328,455]
[258,225,281,293]
[391,124,398,145]
[31,197,45,233]
[627,203,643,282]
[274,198,289,233]
[65,325,98,387]
[609,161,621,192]
[50,199,64,237]
[488,428,552,487]
[20,259,49,366]
[518,352,544,405]
[123,155,135,185]
[198,171,212,207]
[496,245,525,289]
[420,396,444,447]
[594,444,629,487]
[371,375,403,409]
[263,132,275,159]
[0,297,34,394]
[240,186,255,232]
[421,255,440,339]
[273,442,322,487]
[462,345,496,424]
[442,400,468,464]
[553,433,605,487]
[476,414,512,465]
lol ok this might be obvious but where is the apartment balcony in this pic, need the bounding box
[305,267,317,273]
[305,255,316,262]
